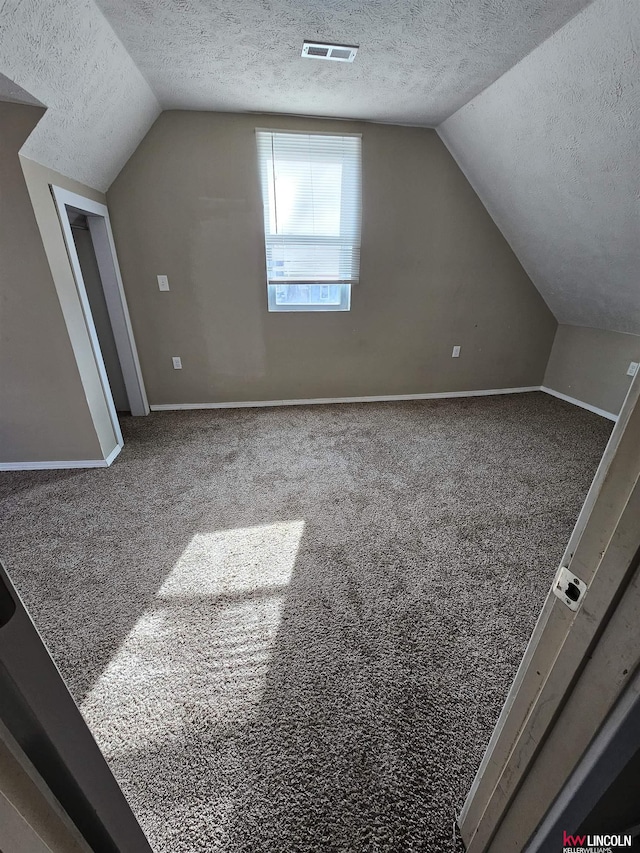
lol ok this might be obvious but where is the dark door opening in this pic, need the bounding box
[68,209,130,414]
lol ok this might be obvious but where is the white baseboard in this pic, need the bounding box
[0,390,614,474]
[540,386,618,422]
[150,386,541,411]
[103,443,123,466]
[151,387,617,421]
[0,443,122,472]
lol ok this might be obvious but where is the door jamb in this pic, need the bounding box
[524,638,640,852]
[460,370,640,851]
[50,186,149,434]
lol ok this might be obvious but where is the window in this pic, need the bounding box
[256,130,362,312]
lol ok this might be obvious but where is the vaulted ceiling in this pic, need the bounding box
[1,0,637,335]
[439,0,640,335]
[0,0,596,195]
[0,0,159,191]
[0,72,43,107]
[93,0,593,126]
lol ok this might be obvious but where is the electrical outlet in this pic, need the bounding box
[452,346,461,358]
[157,275,170,291]
[172,356,182,370]
[627,361,639,377]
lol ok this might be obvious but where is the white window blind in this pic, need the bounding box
[256,130,362,290]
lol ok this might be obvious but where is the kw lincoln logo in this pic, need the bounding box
[563,831,634,852]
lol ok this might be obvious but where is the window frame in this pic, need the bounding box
[256,128,362,314]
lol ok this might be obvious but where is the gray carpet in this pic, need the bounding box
[0,392,611,853]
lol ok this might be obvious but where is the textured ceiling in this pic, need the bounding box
[439,0,640,335]
[0,72,44,107]
[2,0,634,338]
[0,0,160,191]
[93,0,592,125]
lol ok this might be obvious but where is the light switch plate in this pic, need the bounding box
[157,275,170,291]
[452,345,461,358]
[172,356,182,370]
[553,565,587,612]
[627,361,639,377]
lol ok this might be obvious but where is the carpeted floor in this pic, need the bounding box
[0,392,611,852]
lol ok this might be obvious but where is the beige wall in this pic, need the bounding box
[0,103,102,464]
[544,325,640,417]
[107,111,557,405]
[20,157,119,460]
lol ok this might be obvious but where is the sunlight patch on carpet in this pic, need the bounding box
[158,522,304,597]
[80,521,305,757]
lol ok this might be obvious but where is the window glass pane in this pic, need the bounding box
[274,284,342,306]
[268,283,350,311]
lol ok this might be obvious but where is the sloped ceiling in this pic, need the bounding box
[439,0,640,335]
[92,0,592,126]
[0,72,44,107]
[0,0,160,191]
[2,0,634,338]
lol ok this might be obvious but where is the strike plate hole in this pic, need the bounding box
[566,582,581,602]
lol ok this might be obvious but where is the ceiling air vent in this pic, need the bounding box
[301,41,358,63]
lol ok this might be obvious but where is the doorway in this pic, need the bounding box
[68,209,129,414]
[51,186,148,456]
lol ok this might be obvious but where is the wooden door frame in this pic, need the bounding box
[460,370,640,851]
[524,611,640,851]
